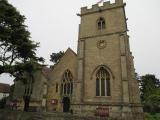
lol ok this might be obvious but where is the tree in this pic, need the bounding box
[0,0,42,76]
[139,74,160,113]
[21,60,41,112]
[0,97,6,109]
[9,84,15,100]
[0,0,45,111]
[140,74,160,101]
[50,51,64,64]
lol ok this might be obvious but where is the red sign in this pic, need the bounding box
[51,99,58,104]
[95,107,109,117]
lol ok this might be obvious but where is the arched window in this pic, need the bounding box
[96,67,110,96]
[61,70,73,96]
[97,17,105,30]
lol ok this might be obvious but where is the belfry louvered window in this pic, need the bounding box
[96,67,110,96]
[61,70,73,96]
[97,17,105,30]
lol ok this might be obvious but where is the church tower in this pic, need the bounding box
[72,0,144,119]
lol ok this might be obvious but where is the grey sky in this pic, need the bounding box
[0,0,160,85]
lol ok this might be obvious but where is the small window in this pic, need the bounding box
[71,83,73,94]
[97,17,105,30]
[56,83,58,93]
[60,84,63,95]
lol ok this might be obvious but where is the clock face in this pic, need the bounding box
[97,40,106,49]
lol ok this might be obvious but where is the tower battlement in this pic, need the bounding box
[81,0,125,15]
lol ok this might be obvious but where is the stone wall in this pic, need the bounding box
[0,110,144,120]
[47,48,77,112]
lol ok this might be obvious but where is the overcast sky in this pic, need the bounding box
[0,0,160,85]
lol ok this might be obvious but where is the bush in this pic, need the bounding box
[145,113,160,120]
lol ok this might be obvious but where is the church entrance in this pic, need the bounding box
[62,97,70,112]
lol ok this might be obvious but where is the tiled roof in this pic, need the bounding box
[0,83,10,93]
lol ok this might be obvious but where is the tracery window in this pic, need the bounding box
[61,70,73,96]
[97,17,105,30]
[96,67,110,96]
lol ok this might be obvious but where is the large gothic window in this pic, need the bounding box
[96,67,110,96]
[97,17,105,30]
[61,70,73,96]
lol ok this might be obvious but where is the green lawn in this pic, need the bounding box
[145,113,160,120]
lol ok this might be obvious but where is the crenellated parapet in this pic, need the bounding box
[80,0,125,15]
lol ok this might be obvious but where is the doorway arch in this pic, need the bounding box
[62,97,70,112]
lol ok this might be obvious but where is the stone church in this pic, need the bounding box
[13,0,144,119]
